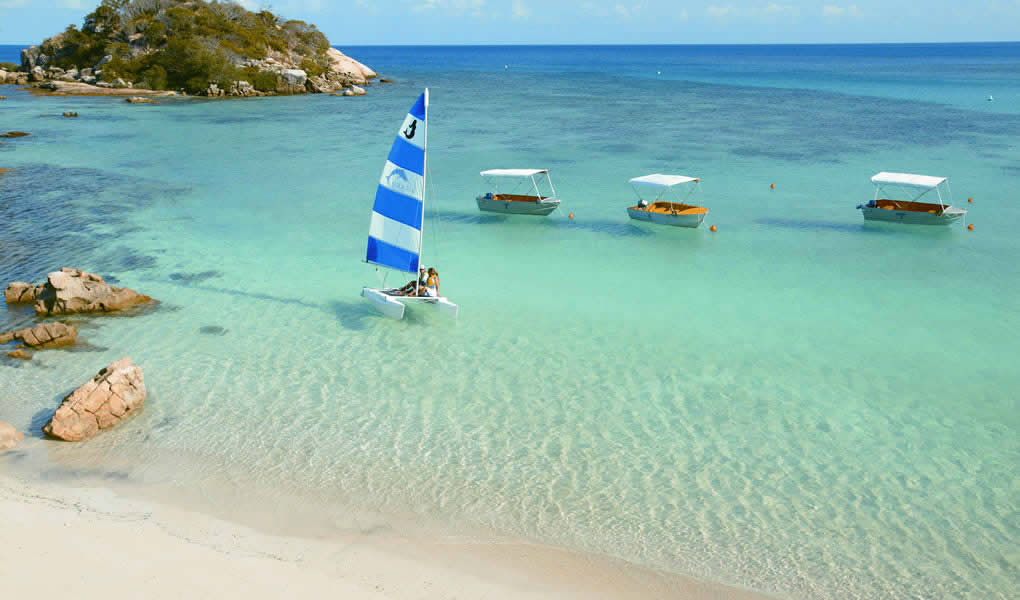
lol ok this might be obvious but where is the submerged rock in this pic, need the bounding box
[0,131,30,138]
[124,96,156,104]
[33,267,154,316]
[0,420,24,450]
[6,349,31,360]
[43,358,146,441]
[0,322,77,349]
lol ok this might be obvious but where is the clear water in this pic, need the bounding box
[2,44,1018,599]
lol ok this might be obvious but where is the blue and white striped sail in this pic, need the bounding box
[365,90,428,273]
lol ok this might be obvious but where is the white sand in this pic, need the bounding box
[0,472,771,599]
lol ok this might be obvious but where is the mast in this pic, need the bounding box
[415,88,429,297]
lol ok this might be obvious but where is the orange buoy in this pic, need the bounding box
[968,197,973,203]
[770,183,775,190]
[710,225,717,232]
[568,212,574,219]
[967,224,974,230]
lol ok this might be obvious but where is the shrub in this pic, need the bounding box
[138,64,167,89]
[251,69,280,92]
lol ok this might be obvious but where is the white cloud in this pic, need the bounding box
[512,0,531,19]
[823,5,862,17]
[413,0,440,11]
[706,5,734,18]
[707,3,801,19]
[411,0,486,17]
[766,3,798,16]
[614,3,644,20]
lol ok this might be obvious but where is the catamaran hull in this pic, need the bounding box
[627,207,707,228]
[362,288,406,319]
[476,196,560,216]
[362,288,459,320]
[860,206,966,226]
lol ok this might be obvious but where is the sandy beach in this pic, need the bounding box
[0,470,769,599]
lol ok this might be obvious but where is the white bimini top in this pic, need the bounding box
[629,174,699,190]
[480,169,548,178]
[871,172,946,190]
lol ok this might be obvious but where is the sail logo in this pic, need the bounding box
[397,114,425,151]
[380,160,423,200]
[386,169,413,195]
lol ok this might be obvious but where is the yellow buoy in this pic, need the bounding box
[770,183,775,190]
[568,212,574,219]
[968,197,973,203]
[710,225,717,232]
[967,224,974,230]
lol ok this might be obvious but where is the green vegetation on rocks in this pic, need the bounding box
[19,0,374,96]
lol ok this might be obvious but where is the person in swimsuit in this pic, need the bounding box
[424,268,439,297]
[393,265,427,295]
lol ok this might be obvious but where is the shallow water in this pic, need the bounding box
[1,44,1018,599]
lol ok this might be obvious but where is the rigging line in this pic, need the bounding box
[426,162,440,267]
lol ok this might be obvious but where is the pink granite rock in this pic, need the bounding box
[4,281,44,304]
[0,322,77,348]
[0,420,24,450]
[31,268,153,316]
[43,358,146,441]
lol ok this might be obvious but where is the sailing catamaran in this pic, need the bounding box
[361,89,458,320]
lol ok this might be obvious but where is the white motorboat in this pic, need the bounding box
[361,89,458,320]
[476,169,560,216]
[858,172,966,226]
[626,174,708,228]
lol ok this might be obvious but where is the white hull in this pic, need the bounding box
[362,287,458,320]
[860,206,966,226]
[476,196,560,216]
[627,207,707,228]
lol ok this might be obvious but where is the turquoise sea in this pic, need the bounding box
[2,44,1018,599]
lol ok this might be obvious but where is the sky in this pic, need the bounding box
[0,0,1018,46]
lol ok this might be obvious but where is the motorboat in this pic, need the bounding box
[858,172,966,226]
[626,174,708,228]
[476,169,560,216]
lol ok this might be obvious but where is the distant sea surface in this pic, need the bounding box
[2,43,1018,600]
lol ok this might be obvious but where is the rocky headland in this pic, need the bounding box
[2,0,377,98]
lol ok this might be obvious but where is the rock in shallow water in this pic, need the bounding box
[4,281,45,303]
[43,358,146,441]
[6,349,31,360]
[0,421,24,450]
[0,322,77,348]
[32,267,154,316]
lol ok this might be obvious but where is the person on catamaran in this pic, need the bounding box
[425,268,440,297]
[393,265,427,295]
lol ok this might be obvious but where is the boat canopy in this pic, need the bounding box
[480,169,548,178]
[629,174,699,190]
[871,172,946,190]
